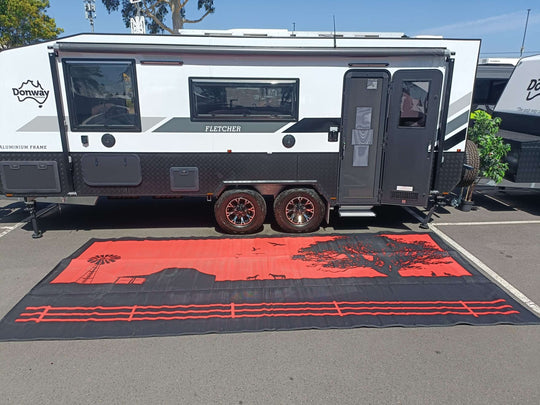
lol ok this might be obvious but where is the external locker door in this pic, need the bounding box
[380,69,443,206]
[338,71,389,204]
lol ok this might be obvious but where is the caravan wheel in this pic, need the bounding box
[214,189,267,234]
[273,188,325,233]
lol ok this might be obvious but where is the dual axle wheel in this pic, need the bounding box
[214,188,325,234]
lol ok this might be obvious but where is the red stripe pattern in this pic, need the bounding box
[15,299,519,323]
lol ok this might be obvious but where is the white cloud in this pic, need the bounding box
[417,12,540,37]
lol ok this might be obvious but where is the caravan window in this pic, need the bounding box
[63,60,141,132]
[399,81,430,127]
[189,78,299,121]
[473,78,508,106]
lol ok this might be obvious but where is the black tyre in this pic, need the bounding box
[456,140,480,187]
[273,188,325,233]
[214,189,266,234]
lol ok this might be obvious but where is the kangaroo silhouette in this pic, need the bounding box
[246,274,259,280]
[269,273,286,279]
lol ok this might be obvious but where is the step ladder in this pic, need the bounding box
[338,206,376,218]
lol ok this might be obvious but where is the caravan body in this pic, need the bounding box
[472,58,518,113]
[493,54,540,184]
[0,30,480,233]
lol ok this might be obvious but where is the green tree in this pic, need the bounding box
[468,110,511,184]
[101,0,215,35]
[0,0,63,49]
[462,110,511,204]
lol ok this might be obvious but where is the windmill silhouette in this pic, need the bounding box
[77,254,121,284]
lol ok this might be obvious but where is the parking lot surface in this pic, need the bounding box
[0,187,539,404]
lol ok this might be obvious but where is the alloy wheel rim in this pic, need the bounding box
[225,197,255,226]
[285,196,314,225]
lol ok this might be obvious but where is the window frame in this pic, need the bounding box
[62,58,142,132]
[189,77,300,122]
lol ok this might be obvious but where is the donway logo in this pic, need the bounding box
[12,80,49,107]
[526,79,540,101]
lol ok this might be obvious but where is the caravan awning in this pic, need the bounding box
[52,42,451,58]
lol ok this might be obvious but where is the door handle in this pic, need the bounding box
[328,126,339,142]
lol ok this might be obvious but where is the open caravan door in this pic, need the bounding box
[380,69,443,206]
[338,66,444,212]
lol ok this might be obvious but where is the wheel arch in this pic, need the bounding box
[213,181,329,202]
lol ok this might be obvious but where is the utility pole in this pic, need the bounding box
[520,9,531,57]
[83,0,96,33]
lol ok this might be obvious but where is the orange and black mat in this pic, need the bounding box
[0,232,538,340]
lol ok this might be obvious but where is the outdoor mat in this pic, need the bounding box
[1,232,538,340]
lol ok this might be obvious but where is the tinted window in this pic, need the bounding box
[473,79,491,104]
[64,60,140,131]
[190,79,298,121]
[487,80,508,104]
[399,80,430,127]
[473,78,508,105]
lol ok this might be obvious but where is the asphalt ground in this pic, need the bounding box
[0,187,539,404]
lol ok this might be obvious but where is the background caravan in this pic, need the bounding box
[0,30,480,235]
[472,57,518,113]
[490,54,540,188]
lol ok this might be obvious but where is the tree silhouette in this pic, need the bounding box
[292,234,456,279]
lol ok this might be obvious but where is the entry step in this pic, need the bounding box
[338,206,376,218]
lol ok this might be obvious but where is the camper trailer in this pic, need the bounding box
[472,58,518,113]
[0,30,480,235]
[492,54,540,186]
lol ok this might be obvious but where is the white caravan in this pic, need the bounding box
[0,30,480,235]
[492,54,540,186]
[472,58,518,113]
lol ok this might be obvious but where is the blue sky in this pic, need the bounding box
[48,0,540,57]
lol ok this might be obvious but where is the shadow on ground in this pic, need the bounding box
[473,187,540,216]
[0,201,26,224]
[19,197,413,236]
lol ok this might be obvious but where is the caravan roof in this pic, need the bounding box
[177,28,406,38]
[478,57,519,66]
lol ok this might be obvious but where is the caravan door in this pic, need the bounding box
[338,71,389,204]
[60,58,144,191]
[380,69,443,206]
